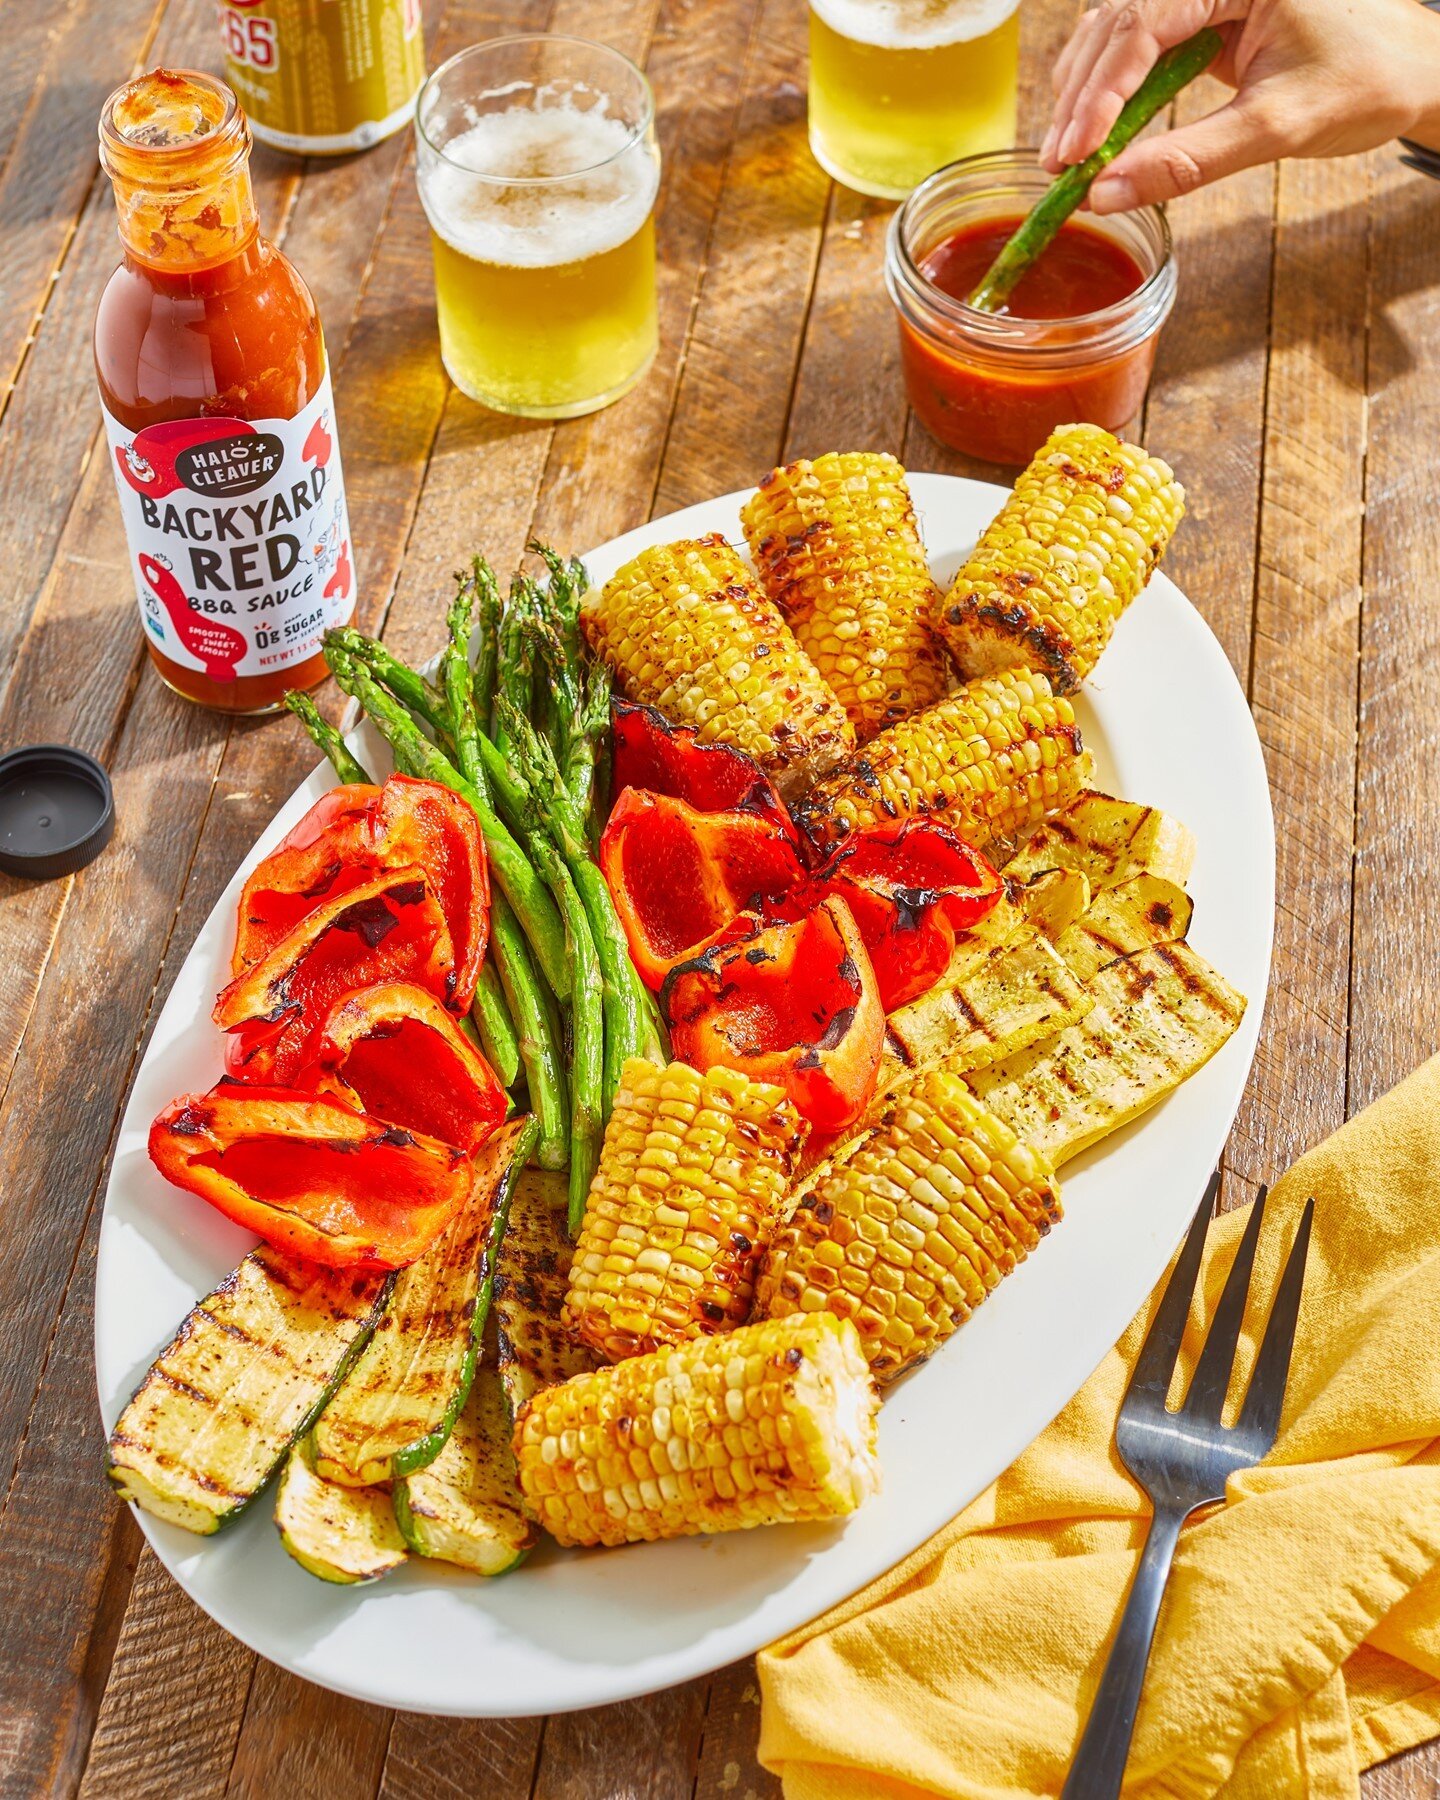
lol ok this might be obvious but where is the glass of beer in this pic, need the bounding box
[415,36,660,418]
[808,0,1020,199]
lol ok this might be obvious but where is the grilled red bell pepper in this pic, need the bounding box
[610,700,801,845]
[215,865,457,1085]
[232,774,488,1013]
[305,980,507,1155]
[232,784,383,972]
[660,895,884,1133]
[149,1083,472,1270]
[769,820,1003,1011]
[600,787,805,990]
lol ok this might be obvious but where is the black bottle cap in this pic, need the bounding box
[0,744,115,880]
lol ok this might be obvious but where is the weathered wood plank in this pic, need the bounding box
[381,1715,542,1800]
[1351,148,1440,1800]
[78,1548,254,1800]
[1348,155,1440,1115]
[783,187,905,462]
[693,1662,780,1800]
[653,0,830,513]
[0,0,167,415]
[1135,81,1277,1222]
[1365,1741,1440,1798]
[0,676,232,1798]
[1141,75,1275,684]
[1226,150,1369,1193]
[225,1664,392,1799]
[531,1683,709,1800]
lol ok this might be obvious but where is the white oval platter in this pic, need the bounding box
[94,473,1273,1717]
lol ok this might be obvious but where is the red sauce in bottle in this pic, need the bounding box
[898,214,1160,466]
[95,69,355,714]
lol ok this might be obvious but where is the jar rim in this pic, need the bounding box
[99,68,249,181]
[889,148,1175,337]
[416,35,655,186]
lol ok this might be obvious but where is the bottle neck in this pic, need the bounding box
[100,68,259,276]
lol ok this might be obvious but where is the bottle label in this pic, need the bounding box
[102,373,355,684]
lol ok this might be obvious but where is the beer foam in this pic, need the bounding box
[810,0,1018,49]
[419,105,658,269]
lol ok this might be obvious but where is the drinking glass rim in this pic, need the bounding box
[416,35,655,184]
[891,149,1175,334]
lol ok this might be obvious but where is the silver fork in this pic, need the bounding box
[1060,1171,1315,1800]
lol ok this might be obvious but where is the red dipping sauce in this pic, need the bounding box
[922,216,1144,318]
[886,155,1177,465]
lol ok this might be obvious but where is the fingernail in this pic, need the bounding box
[1039,125,1057,167]
[1057,121,1079,165]
[1090,172,1136,214]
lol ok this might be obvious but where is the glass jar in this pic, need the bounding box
[885,150,1177,465]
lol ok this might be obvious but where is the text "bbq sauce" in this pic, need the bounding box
[95,69,355,714]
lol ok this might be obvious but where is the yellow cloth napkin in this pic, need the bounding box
[759,1052,1440,1799]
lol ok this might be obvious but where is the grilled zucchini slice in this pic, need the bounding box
[314,1116,536,1487]
[393,1367,534,1574]
[106,1245,392,1535]
[967,941,1246,1164]
[275,1435,406,1585]
[1054,874,1194,983]
[1002,790,1196,893]
[493,1167,597,1418]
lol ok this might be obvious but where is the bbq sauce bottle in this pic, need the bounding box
[95,69,356,714]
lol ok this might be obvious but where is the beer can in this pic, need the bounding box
[217,0,426,156]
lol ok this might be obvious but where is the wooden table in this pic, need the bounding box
[2,0,1437,1791]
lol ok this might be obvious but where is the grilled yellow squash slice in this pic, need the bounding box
[492,1167,597,1417]
[106,1245,392,1535]
[1002,790,1196,893]
[967,942,1246,1164]
[313,1116,535,1487]
[878,930,1091,1100]
[394,1368,535,1575]
[1054,874,1194,983]
[275,1435,406,1585]
[1014,867,1092,940]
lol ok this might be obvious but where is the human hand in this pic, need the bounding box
[1041,0,1440,213]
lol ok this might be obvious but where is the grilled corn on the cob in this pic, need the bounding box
[564,1060,807,1363]
[581,534,854,793]
[513,1313,881,1546]
[933,426,1185,693]
[740,452,951,741]
[792,667,1090,855]
[757,1069,1061,1381]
